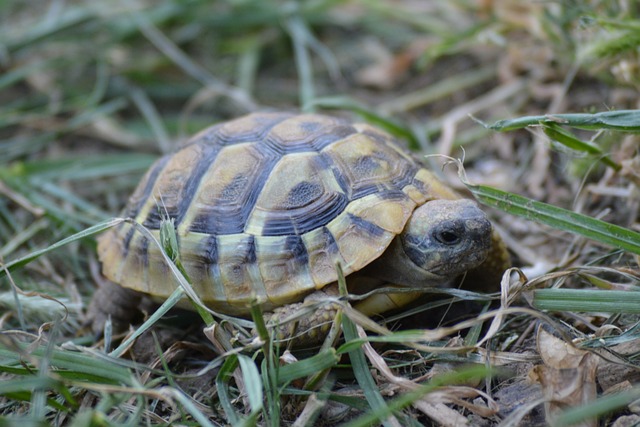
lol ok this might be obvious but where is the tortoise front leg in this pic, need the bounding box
[265,285,342,347]
[264,285,422,346]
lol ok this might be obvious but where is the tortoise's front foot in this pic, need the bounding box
[264,287,341,347]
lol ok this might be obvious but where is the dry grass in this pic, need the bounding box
[1,0,640,425]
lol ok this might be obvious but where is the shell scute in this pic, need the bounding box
[322,133,418,200]
[213,234,266,308]
[325,209,396,273]
[178,142,279,235]
[265,114,354,153]
[245,152,348,236]
[301,226,344,287]
[133,143,220,229]
[254,234,315,305]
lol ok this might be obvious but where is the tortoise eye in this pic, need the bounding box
[434,229,461,245]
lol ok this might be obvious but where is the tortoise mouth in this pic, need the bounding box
[425,247,490,277]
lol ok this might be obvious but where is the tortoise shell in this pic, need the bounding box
[97,112,462,315]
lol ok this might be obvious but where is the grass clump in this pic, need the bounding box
[1,0,640,425]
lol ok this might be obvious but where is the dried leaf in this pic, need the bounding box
[537,327,590,369]
[531,327,599,427]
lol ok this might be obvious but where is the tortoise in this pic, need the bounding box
[91,112,509,344]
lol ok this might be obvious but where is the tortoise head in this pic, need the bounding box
[401,199,492,279]
[363,199,493,287]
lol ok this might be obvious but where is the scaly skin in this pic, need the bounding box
[265,286,341,347]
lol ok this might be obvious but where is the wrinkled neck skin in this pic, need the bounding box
[359,236,452,288]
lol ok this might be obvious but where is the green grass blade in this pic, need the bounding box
[0,377,59,395]
[164,387,216,427]
[0,218,124,276]
[579,322,640,348]
[342,318,397,427]
[12,154,155,181]
[467,184,640,255]
[0,344,134,385]
[553,387,640,427]
[484,109,640,132]
[109,287,185,358]
[238,354,264,416]
[0,218,49,259]
[533,289,640,314]
[1,177,97,226]
[261,357,279,427]
[286,15,315,109]
[306,96,421,149]
[216,355,241,425]
[0,60,51,90]
[337,264,398,427]
[541,122,620,170]
[66,98,128,130]
[36,180,109,220]
[249,299,270,345]
[2,7,95,50]
[277,349,339,385]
